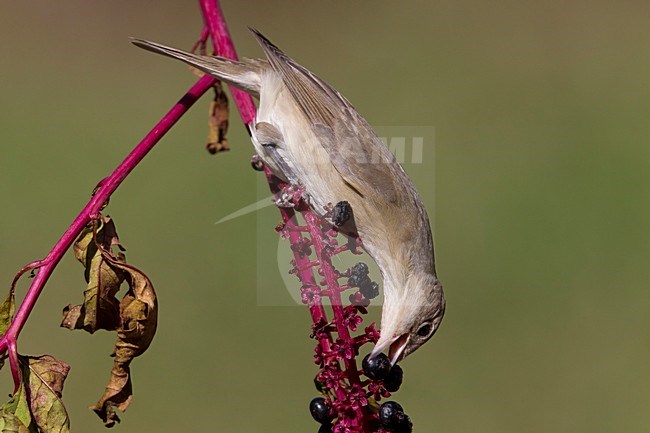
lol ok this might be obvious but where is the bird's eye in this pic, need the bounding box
[416,322,432,337]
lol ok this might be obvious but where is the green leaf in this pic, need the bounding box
[90,259,157,427]
[0,410,31,433]
[0,290,15,338]
[20,355,70,433]
[0,355,70,433]
[62,217,125,333]
[0,384,34,433]
[0,291,15,371]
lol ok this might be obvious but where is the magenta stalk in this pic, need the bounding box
[0,74,219,383]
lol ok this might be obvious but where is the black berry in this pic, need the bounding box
[362,353,391,380]
[395,415,413,433]
[309,397,333,424]
[348,263,370,287]
[351,262,369,276]
[332,201,352,226]
[318,424,333,433]
[314,377,326,393]
[360,281,380,299]
[384,364,404,392]
[379,401,407,429]
[348,273,367,288]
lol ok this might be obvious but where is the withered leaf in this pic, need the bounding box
[62,217,125,333]
[206,81,230,154]
[90,257,157,427]
[188,63,231,154]
[0,355,71,433]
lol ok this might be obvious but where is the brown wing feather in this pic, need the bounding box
[131,38,262,97]
[248,28,407,205]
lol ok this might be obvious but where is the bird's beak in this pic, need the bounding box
[370,333,410,366]
[388,333,409,366]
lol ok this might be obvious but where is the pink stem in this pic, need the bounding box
[267,179,333,352]
[199,0,256,125]
[303,212,361,382]
[7,339,19,393]
[4,3,384,431]
[0,74,217,358]
[199,3,380,430]
[190,27,209,55]
[283,214,329,337]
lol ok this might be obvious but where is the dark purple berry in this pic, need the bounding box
[394,415,413,433]
[314,377,326,393]
[318,424,333,433]
[347,263,370,287]
[379,401,407,429]
[348,273,366,288]
[351,262,369,276]
[362,353,391,380]
[384,364,404,392]
[309,397,333,424]
[332,201,352,226]
[360,281,380,299]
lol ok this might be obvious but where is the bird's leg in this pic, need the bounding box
[275,192,294,208]
[275,183,307,209]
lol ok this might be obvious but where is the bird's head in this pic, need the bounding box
[370,272,445,365]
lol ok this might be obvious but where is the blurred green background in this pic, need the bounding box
[1,1,650,432]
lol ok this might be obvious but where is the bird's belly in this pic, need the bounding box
[253,86,392,270]
[256,98,346,215]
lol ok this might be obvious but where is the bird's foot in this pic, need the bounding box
[275,184,307,208]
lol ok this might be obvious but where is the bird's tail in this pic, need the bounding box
[130,38,262,97]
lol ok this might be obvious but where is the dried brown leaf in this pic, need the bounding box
[90,256,158,427]
[187,65,230,154]
[62,217,125,333]
[206,81,230,154]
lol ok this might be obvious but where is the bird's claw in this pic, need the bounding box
[275,184,307,208]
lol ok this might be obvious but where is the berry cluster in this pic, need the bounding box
[347,263,380,301]
[269,179,413,433]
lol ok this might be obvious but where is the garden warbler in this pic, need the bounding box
[132,29,445,364]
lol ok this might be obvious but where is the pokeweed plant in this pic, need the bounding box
[0,1,413,432]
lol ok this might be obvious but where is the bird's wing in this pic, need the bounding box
[254,121,301,185]
[249,28,408,205]
[131,38,264,97]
